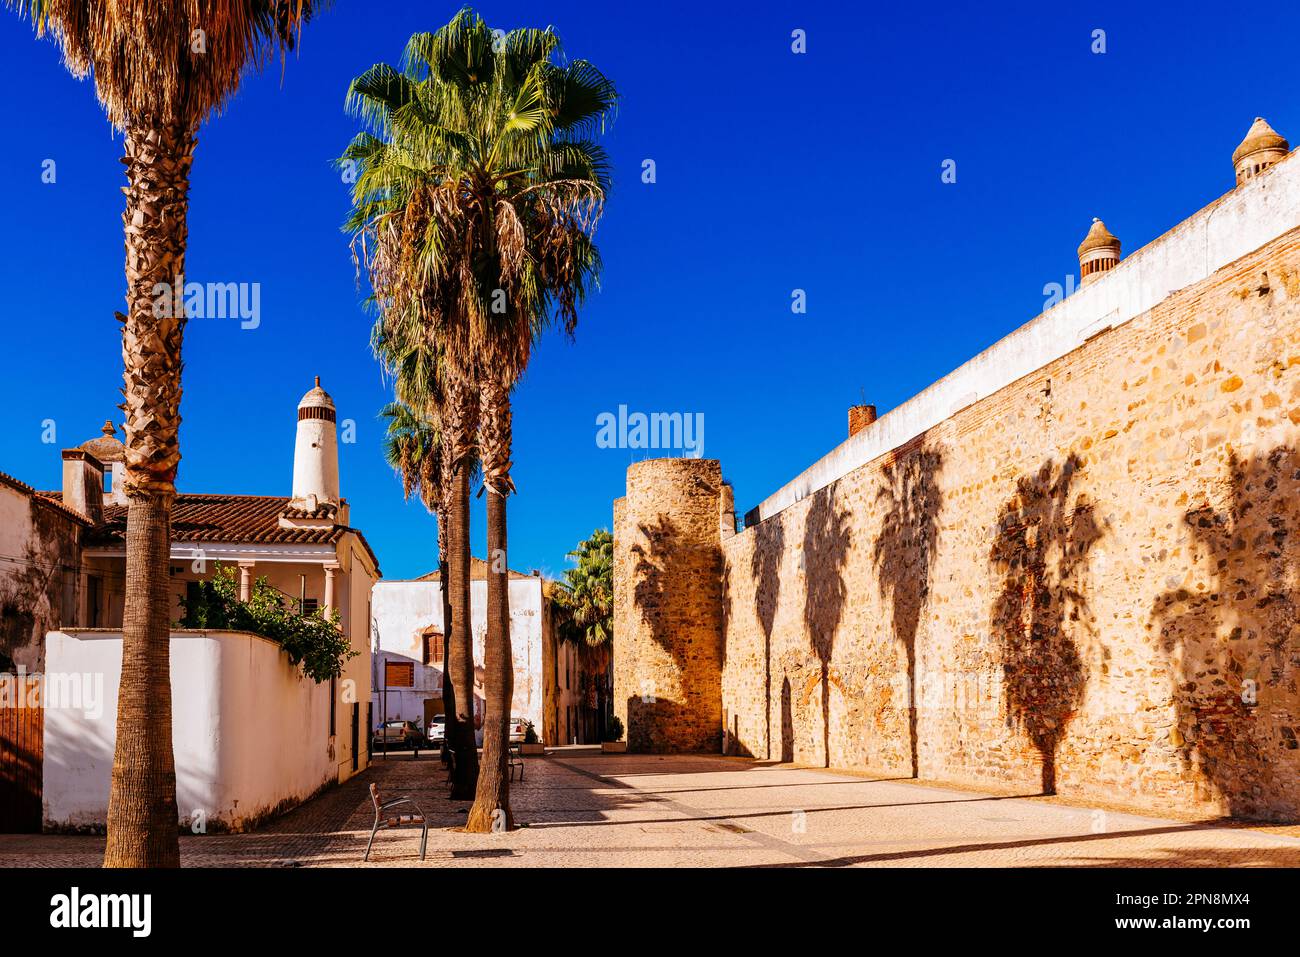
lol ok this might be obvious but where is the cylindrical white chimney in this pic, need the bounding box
[292,376,339,508]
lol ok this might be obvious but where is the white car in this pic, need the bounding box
[509,717,529,745]
[426,714,446,747]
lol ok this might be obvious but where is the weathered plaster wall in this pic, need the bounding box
[716,229,1300,821]
[0,485,81,673]
[370,576,547,738]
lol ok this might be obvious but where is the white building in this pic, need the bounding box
[372,562,585,747]
[33,379,379,831]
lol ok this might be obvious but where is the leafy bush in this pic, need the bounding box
[178,565,356,684]
[606,713,624,742]
[523,719,538,745]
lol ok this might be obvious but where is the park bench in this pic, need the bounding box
[364,782,428,862]
[508,744,524,782]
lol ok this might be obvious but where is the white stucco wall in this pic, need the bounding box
[750,149,1300,522]
[370,577,546,735]
[43,629,335,831]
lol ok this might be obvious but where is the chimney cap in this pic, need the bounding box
[78,420,125,463]
[1233,116,1289,166]
[1078,218,1121,257]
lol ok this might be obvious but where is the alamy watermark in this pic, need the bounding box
[152,278,261,329]
[1,666,104,719]
[596,405,704,458]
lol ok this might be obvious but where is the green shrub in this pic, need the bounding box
[523,719,538,745]
[179,565,356,684]
[606,713,624,742]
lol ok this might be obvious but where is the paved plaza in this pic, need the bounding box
[4,748,1299,867]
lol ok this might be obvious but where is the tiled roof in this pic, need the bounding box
[0,471,91,526]
[78,493,381,574]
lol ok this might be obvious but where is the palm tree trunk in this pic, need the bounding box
[444,376,479,798]
[467,381,513,832]
[104,116,193,867]
[435,495,457,761]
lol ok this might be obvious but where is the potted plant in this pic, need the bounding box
[520,720,545,755]
[601,714,627,752]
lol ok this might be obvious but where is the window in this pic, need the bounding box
[302,597,319,616]
[88,575,102,627]
[422,629,444,666]
[103,468,112,493]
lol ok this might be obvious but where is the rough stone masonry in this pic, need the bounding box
[614,125,1300,822]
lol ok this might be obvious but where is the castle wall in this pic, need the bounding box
[717,228,1300,820]
[616,225,1300,821]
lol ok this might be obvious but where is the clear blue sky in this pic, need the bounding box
[1,1,1296,581]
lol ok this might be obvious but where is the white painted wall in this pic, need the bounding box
[43,629,335,831]
[750,149,1300,522]
[370,578,545,736]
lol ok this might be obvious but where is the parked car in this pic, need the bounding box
[372,719,425,750]
[426,714,446,747]
[509,717,529,745]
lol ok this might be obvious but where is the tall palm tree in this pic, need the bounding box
[344,9,615,828]
[9,0,319,867]
[375,354,481,781]
[397,11,615,832]
[344,84,484,800]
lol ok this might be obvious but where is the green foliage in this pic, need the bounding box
[178,565,355,684]
[552,528,613,647]
[606,713,624,742]
[523,719,538,745]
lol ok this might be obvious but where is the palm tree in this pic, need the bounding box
[553,529,615,739]
[376,368,481,781]
[393,11,614,832]
[554,529,614,647]
[344,9,615,828]
[9,0,319,867]
[343,80,484,801]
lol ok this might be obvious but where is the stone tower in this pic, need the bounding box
[1233,117,1290,186]
[290,376,340,512]
[1078,218,1121,286]
[613,458,728,753]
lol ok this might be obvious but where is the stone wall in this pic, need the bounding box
[613,459,725,753]
[617,226,1300,821]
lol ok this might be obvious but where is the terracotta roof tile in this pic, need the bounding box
[82,493,381,574]
[1,472,92,526]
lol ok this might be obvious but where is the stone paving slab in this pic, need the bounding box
[2,749,1297,867]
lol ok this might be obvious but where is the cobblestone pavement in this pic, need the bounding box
[4,749,1299,867]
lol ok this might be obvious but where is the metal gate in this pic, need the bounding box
[0,675,43,833]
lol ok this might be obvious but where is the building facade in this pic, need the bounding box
[371,562,590,746]
[615,118,1300,822]
[1,379,378,829]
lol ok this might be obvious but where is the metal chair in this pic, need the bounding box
[364,782,428,862]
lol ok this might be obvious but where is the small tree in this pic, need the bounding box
[180,566,355,684]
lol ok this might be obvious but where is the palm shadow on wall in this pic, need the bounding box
[989,453,1102,795]
[802,481,852,768]
[627,514,721,752]
[1149,447,1300,820]
[873,442,944,778]
[751,518,784,759]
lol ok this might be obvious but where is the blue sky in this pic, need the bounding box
[1,1,1296,581]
